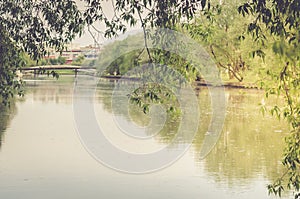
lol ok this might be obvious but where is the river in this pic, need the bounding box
[0,76,290,199]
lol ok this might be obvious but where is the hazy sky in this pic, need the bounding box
[73,0,140,47]
[73,0,112,46]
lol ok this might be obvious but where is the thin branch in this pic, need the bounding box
[111,0,118,19]
[280,62,294,115]
[135,2,152,12]
[87,25,102,48]
[210,45,243,82]
[136,4,152,63]
[135,47,146,60]
[91,24,105,36]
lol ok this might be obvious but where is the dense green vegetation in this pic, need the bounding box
[0,28,24,105]
[22,55,67,67]
[182,0,262,83]
[0,0,299,197]
[238,0,299,197]
[0,0,84,105]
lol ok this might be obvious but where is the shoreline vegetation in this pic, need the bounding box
[22,73,259,89]
[101,75,258,89]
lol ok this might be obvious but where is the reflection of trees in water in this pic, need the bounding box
[96,79,181,143]
[25,78,289,184]
[95,79,116,113]
[193,90,289,186]
[87,79,289,184]
[25,78,74,104]
[0,102,17,148]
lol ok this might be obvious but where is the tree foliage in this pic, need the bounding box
[0,0,84,59]
[239,0,300,197]
[71,55,85,66]
[183,1,250,82]
[0,28,24,105]
[0,0,209,104]
[83,0,208,36]
[0,0,85,104]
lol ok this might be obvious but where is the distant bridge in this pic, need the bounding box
[20,65,97,77]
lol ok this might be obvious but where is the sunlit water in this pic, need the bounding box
[0,76,291,199]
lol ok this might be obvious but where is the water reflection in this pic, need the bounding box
[0,102,17,148]
[25,77,75,104]
[94,80,289,186]
[18,78,289,188]
[194,90,288,186]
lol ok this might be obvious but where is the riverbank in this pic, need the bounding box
[100,75,259,89]
[193,80,258,89]
[22,74,259,89]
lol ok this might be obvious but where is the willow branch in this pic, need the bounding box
[136,4,152,63]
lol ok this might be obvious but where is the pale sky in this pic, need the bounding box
[73,0,141,47]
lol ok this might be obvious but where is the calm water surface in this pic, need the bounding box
[0,76,290,199]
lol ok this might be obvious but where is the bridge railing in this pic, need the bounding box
[20,65,97,77]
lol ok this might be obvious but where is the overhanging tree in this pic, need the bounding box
[0,0,84,104]
[0,0,209,104]
[0,28,24,105]
[239,0,300,197]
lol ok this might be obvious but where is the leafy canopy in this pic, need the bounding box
[239,0,300,197]
[0,0,209,104]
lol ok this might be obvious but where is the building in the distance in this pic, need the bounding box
[80,45,100,60]
[44,43,100,64]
